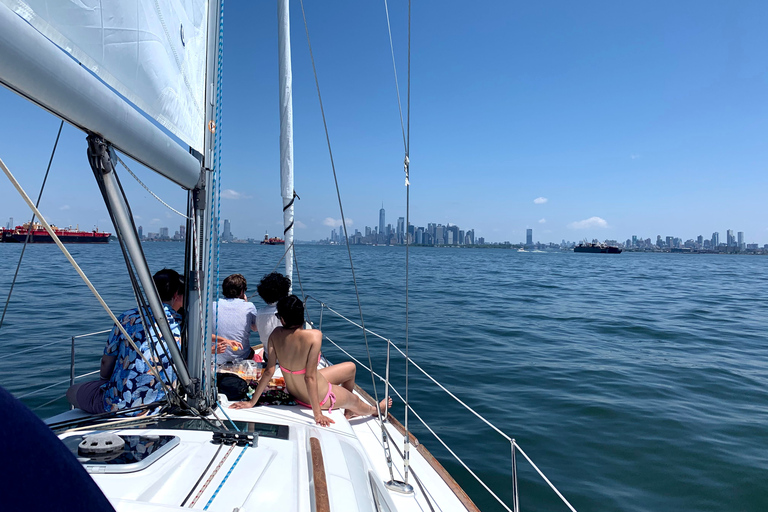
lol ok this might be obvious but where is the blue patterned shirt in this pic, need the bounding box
[101,304,181,415]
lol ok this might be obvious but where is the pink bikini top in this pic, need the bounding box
[280,353,322,375]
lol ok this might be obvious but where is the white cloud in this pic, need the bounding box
[59,204,70,210]
[323,217,353,227]
[569,216,609,229]
[295,220,306,229]
[630,154,640,160]
[533,197,548,204]
[150,218,160,225]
[538,218,546,224]
[221,189,250,200]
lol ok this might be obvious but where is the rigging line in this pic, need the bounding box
[298,0,383,419]
[382,0,407,151]
[116,155,191,219]
[0,157,171,398]
[180,444,224,507]
[0,120,64,331]
[293,249,307,302]
[404,0,413,483]
[203,445,248,510]
[105,161,178,399]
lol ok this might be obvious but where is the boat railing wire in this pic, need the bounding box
[304,295,577,512]
[1,329,111,411]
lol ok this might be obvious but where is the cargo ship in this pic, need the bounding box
[260,233,285,245]
[0,222,110,243]
[574,242,622,254]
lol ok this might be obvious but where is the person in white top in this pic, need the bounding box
[253,272,291,360]
[212,274,257,364]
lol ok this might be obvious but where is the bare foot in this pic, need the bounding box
[374,397,393,417]
[344,410,359,420]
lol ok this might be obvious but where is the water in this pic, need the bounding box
[1,243,767,512]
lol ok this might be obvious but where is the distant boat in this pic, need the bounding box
[260,233,285,245]
[574,242,622,254]
[0,222,109,243]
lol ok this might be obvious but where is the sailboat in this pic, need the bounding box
[0,2,578,511]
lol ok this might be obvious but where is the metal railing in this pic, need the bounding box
[1,329,110,411]
[304,295,577,512]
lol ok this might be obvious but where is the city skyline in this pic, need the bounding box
[2,3,768,244]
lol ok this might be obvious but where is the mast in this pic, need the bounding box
[278,0,295,289]
[186,0,223,410]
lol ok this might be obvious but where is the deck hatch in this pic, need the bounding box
[62,434,179,474]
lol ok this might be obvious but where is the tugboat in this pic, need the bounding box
[260,233,285,245]
[0,222,110,243]
[574,241,622,253]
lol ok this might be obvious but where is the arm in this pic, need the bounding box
[230,339,277,409]
[304,331,333,427]
[99,355,117,380]
[211,334,243,354]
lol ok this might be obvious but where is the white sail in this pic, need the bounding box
[1,0,209,154]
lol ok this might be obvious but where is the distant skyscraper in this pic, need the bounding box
[223,219,233,242]
[712,232,719,247]
[138,225,143,240]
[737,231,744,250]
[397,217,405,244]
[159,227,169,239]
[179,225,186,241]
[378,205,385,242]
[6,217,12,229]
[726,229,734,247]
[526,228,533,246]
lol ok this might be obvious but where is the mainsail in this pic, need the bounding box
[1,0,209,155]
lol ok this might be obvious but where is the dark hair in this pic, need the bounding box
[153,268,183,302]
[222,273,247,298]
[256,272,291,304]
[276,295,304,328]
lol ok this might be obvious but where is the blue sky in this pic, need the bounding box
[1,1,768,244]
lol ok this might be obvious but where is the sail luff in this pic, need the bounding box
[0,4,201,190]
[278,0,295,288]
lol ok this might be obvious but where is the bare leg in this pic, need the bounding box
[329,385,392,419]
[319,362,356,393]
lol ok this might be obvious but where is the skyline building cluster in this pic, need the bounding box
[327,205,483,246]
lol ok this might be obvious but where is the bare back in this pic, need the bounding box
[268,326,329,407]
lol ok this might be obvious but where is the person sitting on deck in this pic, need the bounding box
[230,295,391,427]
[253,272,292,361]
[66,269,185,415]
[211,273,257,363]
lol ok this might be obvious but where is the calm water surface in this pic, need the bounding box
[1,243,767,512]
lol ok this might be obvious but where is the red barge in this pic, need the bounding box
[0,222,110,243]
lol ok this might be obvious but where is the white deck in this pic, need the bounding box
[51,392,475,511]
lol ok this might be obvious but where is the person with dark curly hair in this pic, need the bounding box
[253,272,292,357]
[231,295,391,426]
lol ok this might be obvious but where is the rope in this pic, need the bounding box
[0,157,171,399]
[0,120,63,330]
[116,155,191,220]
[382,0,407,152]
[308,299,513,441]
[181,444,223,507]
[188,443,234,508]
[203,445,248,510]
[298,0,385,426]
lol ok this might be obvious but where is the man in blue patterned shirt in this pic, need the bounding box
[66,269,184,415]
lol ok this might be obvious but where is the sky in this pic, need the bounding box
[2,1,768,244]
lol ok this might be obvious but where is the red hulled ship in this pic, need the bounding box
[0,222,110,243]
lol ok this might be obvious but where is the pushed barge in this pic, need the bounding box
[574,242,622,253]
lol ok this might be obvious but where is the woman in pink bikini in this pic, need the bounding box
[230,295,391,427]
